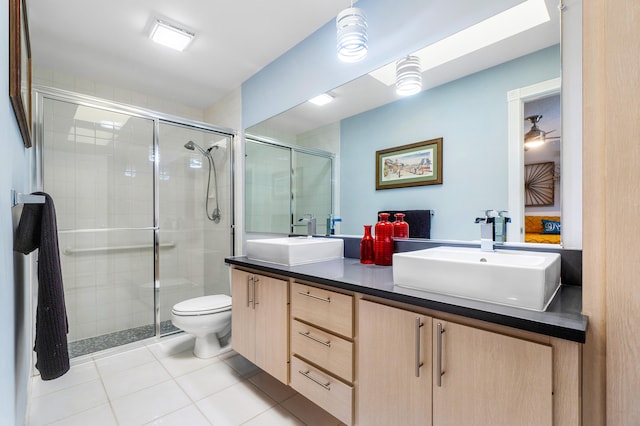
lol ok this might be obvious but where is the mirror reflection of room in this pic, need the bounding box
[523,95,562,244]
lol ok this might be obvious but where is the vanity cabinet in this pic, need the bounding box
[231,268,289,384]
[432,319,552,426]
[357,300,554,426]
[289,282,355,425]
[357,300,432,426]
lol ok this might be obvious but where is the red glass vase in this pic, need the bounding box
[360,225,374,264]
[374,213,394,266]
[393,213,409,239]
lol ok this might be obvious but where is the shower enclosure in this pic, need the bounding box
[34,88,234,357]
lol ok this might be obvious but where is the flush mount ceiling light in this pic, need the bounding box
[369,0,551,85]
[149,19,194,51]
[336,2,368,62]
[395,56,422,96]
[309,93,335,106]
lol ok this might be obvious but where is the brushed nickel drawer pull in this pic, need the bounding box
[415,317,424,378]
[298,291,331,303]
[253,277,259,307]
[437,322,446,387]
[299,331,331,347]
[298,369,331,390]
[246,276,253,308]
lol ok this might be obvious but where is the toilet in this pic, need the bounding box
[171,294,232,358]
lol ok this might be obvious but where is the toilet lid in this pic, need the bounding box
[172,295,232,315]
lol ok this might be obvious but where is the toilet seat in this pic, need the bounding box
[172,295,232,316]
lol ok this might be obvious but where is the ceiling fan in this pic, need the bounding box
[524,115,560,150]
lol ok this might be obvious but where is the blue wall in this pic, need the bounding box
[340,45,560,240]
[1,0,32,423]
[242,0,522,127]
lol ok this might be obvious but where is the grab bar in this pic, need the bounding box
[63,242,175,255]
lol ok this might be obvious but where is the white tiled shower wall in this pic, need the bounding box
[37,69,233,343]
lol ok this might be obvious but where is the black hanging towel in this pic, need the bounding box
[14,192,70,380]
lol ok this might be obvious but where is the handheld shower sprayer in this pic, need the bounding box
[184,141,221,223]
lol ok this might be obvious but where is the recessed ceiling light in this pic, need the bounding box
[149,20,195,52]
[309,93,335,106]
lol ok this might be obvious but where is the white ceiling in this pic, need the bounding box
[28,0,348,109]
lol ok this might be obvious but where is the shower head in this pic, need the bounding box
[184,141,210,157]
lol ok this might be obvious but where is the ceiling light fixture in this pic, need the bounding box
[149,20,194,52]
[336,2,368,62]
[395,56,422,96]
[309,93,335,106]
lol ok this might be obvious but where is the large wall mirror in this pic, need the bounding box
[246,0,582,249]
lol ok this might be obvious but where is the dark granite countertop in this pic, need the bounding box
[225,256,587,343]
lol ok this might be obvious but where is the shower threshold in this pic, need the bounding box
[68,320,179,358]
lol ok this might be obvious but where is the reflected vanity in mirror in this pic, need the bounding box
[246,0,580,249]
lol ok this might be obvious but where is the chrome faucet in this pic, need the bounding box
[299,214,316,236]
[474,210,510,252]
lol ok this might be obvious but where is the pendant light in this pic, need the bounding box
[395,55,422,96]
[336,2,368,62]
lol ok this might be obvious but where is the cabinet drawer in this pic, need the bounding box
[291,282,353,338]
[291,319,353,382]
[290,356,353,425]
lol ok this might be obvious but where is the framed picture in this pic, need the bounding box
[9,0,32,148]
[524,161,555,206]
[375,138,443,190]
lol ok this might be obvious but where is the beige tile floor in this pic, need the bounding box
[27,334,343,425]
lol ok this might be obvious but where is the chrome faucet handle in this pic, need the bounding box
[484,209,499,218]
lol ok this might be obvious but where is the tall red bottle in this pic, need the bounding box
[360,225,374,264]
[374,213,394,266]
[393,213,409,239]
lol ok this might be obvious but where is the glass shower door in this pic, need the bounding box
[157,123,234,334]
[42,97,156,357]
[292,151,333,235]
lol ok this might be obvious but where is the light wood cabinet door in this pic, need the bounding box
[432,320,552,426]
[254,274,289,384]
[231,269,256,362]
[357,300,432,426]
[231,269,289,384]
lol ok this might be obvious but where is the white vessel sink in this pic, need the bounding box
[246,237,343,266]
[393,246,561,311]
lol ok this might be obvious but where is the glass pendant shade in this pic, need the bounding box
[336,7,368,62]
[396,55,422,96]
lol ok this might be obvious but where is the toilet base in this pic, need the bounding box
[193,333,232,359]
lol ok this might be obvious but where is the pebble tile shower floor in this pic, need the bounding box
[68,321,179,358]
[28,333,345,425]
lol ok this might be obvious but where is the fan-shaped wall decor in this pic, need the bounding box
[524,162,555,206]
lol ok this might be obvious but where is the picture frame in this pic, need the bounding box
[9,0,32,148]
[375,138,443,190]
[524,161,555,206]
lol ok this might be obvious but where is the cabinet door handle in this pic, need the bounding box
[437,322,446,387]
[246,276,253,308]
[415,317,424,377]
[299,331,331,347]
[297,291,331,303]
[298,369,331,390]
[253,277,259,308]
